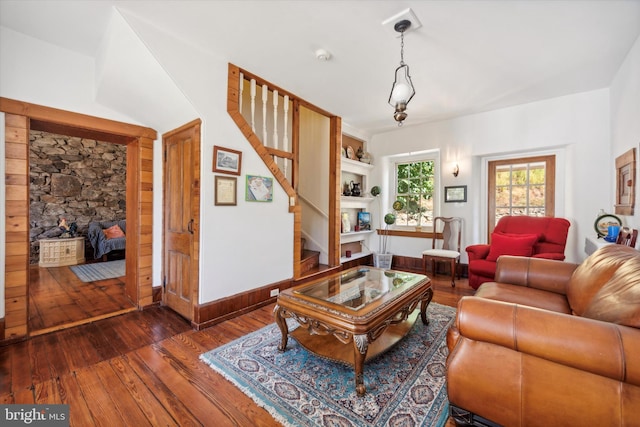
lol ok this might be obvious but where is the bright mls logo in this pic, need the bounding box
[2,405,69,426]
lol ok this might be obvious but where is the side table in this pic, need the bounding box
[584,235,613,256]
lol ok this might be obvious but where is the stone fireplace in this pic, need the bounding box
[29,130,127,264]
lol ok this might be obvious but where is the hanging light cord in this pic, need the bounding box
[399,29,405,66]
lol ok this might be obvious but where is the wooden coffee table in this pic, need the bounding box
[274,266,433,396]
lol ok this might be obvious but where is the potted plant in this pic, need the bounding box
[406,199,427,231]
[375,212,396,269]
[373,196,404,269]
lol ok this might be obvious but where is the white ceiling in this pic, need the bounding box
[1,0,640,134]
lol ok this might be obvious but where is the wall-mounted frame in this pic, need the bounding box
[246,175,273,202]
[214,175,237,206]
[615,147,636,215]
[444,185,467,203]
[213,145,242,175]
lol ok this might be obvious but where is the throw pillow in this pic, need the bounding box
[103,224,125,240]
[486,233,539,262]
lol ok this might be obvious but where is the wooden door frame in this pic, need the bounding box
[161,119,201,322]
[1,97,157,341]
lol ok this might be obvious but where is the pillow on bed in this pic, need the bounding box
[103,224,125,240]
[486,232,539,262]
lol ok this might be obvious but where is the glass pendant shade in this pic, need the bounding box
[388,63,415,124]
[388,64,415,105]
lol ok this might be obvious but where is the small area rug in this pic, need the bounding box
[200,302,455,427]
[70,259,125,282]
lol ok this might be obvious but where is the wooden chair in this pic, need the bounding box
[422,217,462,287]
[616,227,638,248]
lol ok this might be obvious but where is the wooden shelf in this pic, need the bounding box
[341,196,374,208]
[341,230,374,243]
[341,157,374,174]
[340,250,372,264]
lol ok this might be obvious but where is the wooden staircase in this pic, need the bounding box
[298,238,340,282]
[300,249,320,274]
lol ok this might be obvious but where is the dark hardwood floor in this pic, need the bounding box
[28,261,135,335]
[3,271,474,426]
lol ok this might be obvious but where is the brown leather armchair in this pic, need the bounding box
[446,244,640,426]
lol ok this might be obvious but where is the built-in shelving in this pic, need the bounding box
[340,135,374,264]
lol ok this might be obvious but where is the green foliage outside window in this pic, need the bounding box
[395,160,435,227]
[495,162,546,220]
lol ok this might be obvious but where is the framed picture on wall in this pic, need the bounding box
[213,146,242,175]
[444,185,467,203]
[215,176,237,206]
[246,175,273,202]
[614,147,636,215]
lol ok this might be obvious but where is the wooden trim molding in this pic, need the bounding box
[193,264,353,329]
[1,97,157,341]
[377,229,441,239]
[4,113,29,339]
[193,277,295,330]
[389,254,469,278]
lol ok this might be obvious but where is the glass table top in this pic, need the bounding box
[294,267,427,311]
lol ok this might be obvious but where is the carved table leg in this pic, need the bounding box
[353,334,369,396]
[273,305,289,351]
[420,287,434,325]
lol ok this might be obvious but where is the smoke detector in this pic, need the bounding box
[315,49,332,61]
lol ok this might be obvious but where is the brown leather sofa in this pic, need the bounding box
[446,244,640,426]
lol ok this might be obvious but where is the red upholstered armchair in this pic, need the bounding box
[466,216,570,289]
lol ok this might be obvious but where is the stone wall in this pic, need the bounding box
[30,131,127,264]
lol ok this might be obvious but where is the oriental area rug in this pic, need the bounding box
[200,303,455,427]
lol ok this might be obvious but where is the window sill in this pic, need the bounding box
[376,229,440,239]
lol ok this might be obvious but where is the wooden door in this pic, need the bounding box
[163,120,201,321]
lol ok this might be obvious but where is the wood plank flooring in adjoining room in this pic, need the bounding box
[4,274,474,426]
[29,263,135,335]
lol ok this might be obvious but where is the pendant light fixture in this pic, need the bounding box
[388,19,415,126]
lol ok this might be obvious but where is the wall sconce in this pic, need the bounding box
[453,164,459,177]
[388,19,415,126]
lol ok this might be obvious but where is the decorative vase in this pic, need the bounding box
[374,253,393,269]
[350,181,361,197]
[341,212,351,233]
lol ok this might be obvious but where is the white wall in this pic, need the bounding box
[0,12,294,312]
[115,11,294,303]
[610,34,640,235]
[368,89,611,264]
[0,27,137,123]
[299,107,330,263]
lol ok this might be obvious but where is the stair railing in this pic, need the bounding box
[227,63,342,275]
[227,64,298,202]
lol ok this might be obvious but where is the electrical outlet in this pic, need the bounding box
[270,289,279,297]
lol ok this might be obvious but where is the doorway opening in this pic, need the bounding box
[28,127,134,334]
[1,97,156,340]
